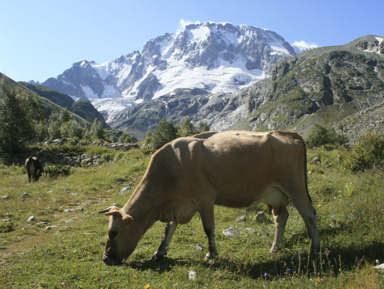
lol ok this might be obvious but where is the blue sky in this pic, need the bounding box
[1,0,383,82]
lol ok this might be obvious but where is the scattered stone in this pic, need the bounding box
[222,226,237,238]
[188,270,197,281]
[120,186,131,195]
[237,215,247,222]
[46,225,59,230]
[19,192,32,202]
[64,208,83,213]
[0,218,12,223]
[310,156,321,164]
[245,228,257,234]
[253,211,269,223]
[27,216,35,222]
[35,221,49,227]
[375,263,384,273]
[65,219,76,223]
[195,244,203,251]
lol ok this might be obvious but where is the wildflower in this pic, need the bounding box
[144,284,150,289]
[317,204,322,208]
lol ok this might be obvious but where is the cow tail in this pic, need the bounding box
[304,142,312,203]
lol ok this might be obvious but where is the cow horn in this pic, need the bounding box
[96,206,119,214]
[105,207,121,216]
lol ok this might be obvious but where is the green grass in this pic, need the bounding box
[1,146,384,288]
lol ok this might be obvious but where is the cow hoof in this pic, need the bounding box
[151,253,166,262]
[205,252,217,260]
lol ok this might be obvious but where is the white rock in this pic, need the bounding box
[188,270,197,280]
[195,244,203,251]
[222,226,237,238]
[374,263,384,273]
[27,216,35,222]
[120,186,131,195]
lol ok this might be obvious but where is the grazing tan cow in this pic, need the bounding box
[103,130,319,265]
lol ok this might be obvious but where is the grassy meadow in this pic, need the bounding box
[1,144,384,288]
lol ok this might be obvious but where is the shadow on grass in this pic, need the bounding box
[128,241,384,280]
[128,257,190,273]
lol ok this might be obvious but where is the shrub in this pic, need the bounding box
[343,130,384,172]
[44,164,71,178]
[118,132,133,143]
[0,220,13,233]
[305,124,348,148]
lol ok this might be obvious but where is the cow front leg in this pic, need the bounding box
[152,221,178,261]
[269,206,289,253]
[199,205,218,259]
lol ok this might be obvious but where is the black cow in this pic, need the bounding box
[25,156,43,183]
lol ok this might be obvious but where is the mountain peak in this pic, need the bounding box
[42,22,297,123]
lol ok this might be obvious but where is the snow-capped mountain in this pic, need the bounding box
[42,22,296,123]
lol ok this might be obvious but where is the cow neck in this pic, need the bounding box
[122,181,159,231]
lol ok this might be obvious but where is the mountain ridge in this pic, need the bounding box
[112,34,384,142]
[41,22,297,123]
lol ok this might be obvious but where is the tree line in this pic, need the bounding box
[0,82,209,155]
[146,117,210,149]
[0,84,126,154]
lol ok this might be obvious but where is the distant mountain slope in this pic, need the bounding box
[21,82,108,128]
[114,35,384,142]
[236,35,384,141]
[41,22,296,123]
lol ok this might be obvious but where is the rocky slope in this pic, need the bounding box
[233,35,384,142]
[21,82,108,128]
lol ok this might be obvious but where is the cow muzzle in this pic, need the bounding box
[102,252,124,266]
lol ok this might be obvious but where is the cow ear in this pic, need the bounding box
[105,207,121,217]
[122,214,134,224]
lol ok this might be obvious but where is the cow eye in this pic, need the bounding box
[109,231,118,239]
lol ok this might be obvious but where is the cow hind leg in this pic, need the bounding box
[198,204,218,259]
[152,221,178,261]
[269,206,289,253]
[290,191,320,253]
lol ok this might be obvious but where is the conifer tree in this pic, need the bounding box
[152,118,177,149]
[178,117,198,137]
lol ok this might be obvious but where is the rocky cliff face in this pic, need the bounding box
[238,35,384,142]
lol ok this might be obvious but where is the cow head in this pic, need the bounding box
[103,207,141,265]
